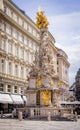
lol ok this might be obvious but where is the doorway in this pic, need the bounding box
[36,91,40,105]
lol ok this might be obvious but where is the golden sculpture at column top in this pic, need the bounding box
[36,8,49,29]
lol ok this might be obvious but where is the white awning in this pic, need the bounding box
[0,93,13,104]
[23,96,27,102]
[59,101,80,105]
[10,94,24,104]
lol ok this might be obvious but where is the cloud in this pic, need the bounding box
[48,12,80,85]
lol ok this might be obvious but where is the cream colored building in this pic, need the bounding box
[0,0,70,111]
[57,48,70,101]
[0,0,40,111]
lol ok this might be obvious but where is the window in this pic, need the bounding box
[1,59,5,73]
[33,43,36,51]
[3,22,6,31]
[14,13,17,22]
[19,32,22,42]
[22,21,24,27]
[7,8,11,17]
[0,84,4,92]
[24,22,27,30]
[11,11,13,18]
[65,70,67,74]
[29,53,32,63]
[15,30,19,40]
[27,24,29,31]
[26,68,28,77]
[17,31,19,40]
[15,65,18,76]
[33,29,36,36]
[24,37,27,45]
[9,27,13,35]
[17,16,19,23]
[21,67,23,78]
[28,26,32,33]
[4,5,7,13]
[33,54,35,61]
[19,18,22,26]
[57,67,59,73]
[27,38,29,46]
[31,54,33,63]
[14,86,17,93]
[1,39,6,50]
[29,40,32,48]
[37,33,39,39]
[8,43,12,54]
[22,35,24,43]
[7,85,11,92]
[21,48,24,59]
[26,51,29,61]
[15,46,19,57]
[8,62,12,74]
[31,41,33,49]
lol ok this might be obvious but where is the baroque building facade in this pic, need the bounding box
[57,48,70,101]
[0,0,70,112]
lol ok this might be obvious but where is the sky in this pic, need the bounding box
[13,0,80,86]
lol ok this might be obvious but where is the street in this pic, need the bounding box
[0,118,80,130]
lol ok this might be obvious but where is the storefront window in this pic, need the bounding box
[0,84,4,92]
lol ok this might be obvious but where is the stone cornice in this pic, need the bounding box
[0,75,28,86]
[57,56,70,67]
[4,0,39,31]
[0,10,40,44]
[0,49,31,66]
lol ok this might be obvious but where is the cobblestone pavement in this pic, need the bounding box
[0,119,80,130]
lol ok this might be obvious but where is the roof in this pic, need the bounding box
[8,0,37,27]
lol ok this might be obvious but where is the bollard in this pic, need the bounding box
[1,111,3,118]
[47,112,51,121]
[12,110,14,118]
[74,112,77,122]
[18,111,23,121]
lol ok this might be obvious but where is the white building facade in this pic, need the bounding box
[0,0,39,112]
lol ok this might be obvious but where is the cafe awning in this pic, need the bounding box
[0,93,13,104]
[23,96,27,102]
[10,94,24,104]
